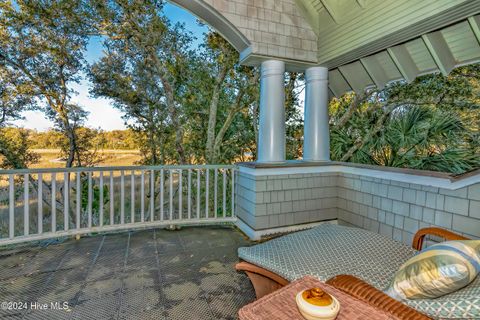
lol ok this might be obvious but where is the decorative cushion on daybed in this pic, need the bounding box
[386,240,480,300]
[238,224,480,319]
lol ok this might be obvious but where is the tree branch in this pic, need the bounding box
[334,93,365,129]
[340,103,400,162]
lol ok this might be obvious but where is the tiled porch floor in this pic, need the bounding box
[0,226,255,320]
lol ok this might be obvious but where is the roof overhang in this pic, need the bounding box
[298,0,480,96]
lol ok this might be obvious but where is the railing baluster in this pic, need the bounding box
[1,165,236,244]
[196,169,200,219]
[169,169,173,220]
[131,171,135,224]
[76,172,81,229]
[110,171,114,225]
[178,170,182,220]
[187,169,191,220]
[51,173,56,233]
[24,174,29,236]
[9,174,14,239]
[120,170,125,225]
[99,171,104,227]
[88,172,93,228]
[150,170,154,222]
[214,168,218,218]
[38,173,43,234]
[206,169,209,219]
[231,169,235,217]
[64,172,69,231]
[222,170,226,218]
[160,169,164,221]
[140,170,145,222]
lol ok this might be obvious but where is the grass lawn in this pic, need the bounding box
[31,149,142,168]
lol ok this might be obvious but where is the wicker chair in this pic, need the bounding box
[236,225,470,320]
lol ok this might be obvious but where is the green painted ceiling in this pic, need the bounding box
[296,0,480,96]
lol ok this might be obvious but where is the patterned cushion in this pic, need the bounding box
[238,224,416,289]
[238,224,480,319]
[404,276,480,319]
[385,241,480,300]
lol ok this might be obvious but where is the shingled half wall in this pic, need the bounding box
[235,162,480,243]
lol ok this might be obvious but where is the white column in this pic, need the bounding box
[303,66,330,161]
[257,60,286,163]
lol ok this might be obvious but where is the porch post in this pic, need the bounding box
[257,60,286,163]
[303,66,330,161]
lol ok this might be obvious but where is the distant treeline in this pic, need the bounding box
[3,127,140,150]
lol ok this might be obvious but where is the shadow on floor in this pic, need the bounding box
[0,226,255,320]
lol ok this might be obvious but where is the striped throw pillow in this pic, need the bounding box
[385,240,480,300]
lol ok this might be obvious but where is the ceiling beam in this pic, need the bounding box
[356,0,368,8]
[387,45,420,83]
[422,32,456,76]
[328,69,351,97]
[468,15,480,44]
[338,61,373,93]
[318,1,480,68]
[360,57,389,90]
[319,0,341,24]
[328,88,335,101]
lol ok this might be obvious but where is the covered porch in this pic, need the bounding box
[1,0,478,250]
[1,0,480,319]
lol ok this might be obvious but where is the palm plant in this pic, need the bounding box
[369,106,478,173]
[330,64,480,174]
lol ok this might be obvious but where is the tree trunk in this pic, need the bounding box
[65,125,78,168]
[206,67,228,163]
[212,89,250,161]
[165,89,186,164]
[150,50,186,164]
[210,72,260,163]
[148,124,157,165]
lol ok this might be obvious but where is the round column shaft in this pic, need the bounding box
[303,66,330,161]
[257,60,286,163]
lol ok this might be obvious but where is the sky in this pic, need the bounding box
[13,3,209,132]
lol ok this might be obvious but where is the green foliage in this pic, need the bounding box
[0,0,478,176]
[89,1,265,165]
[285,72,304,160]
[96,130,139,150]
[0,67,36,126]
[0,46,38,168]
[330,64,480,174]
[0,0,95,167]
[27,128,139,150]
[80,178,109,218]
[182,32,260,163]
[90,0,191,164]
[0,127,39,169]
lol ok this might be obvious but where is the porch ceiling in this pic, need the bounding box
[296,0,480,96]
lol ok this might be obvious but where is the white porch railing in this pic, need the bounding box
[0,165,236,245]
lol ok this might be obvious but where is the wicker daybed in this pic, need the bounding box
[236,224,478,319]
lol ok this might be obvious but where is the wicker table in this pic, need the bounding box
[239,275,396,320]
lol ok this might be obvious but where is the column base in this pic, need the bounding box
[253,160,287,164]
[302,159,331,163]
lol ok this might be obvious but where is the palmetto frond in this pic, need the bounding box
[330,65,480,174]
